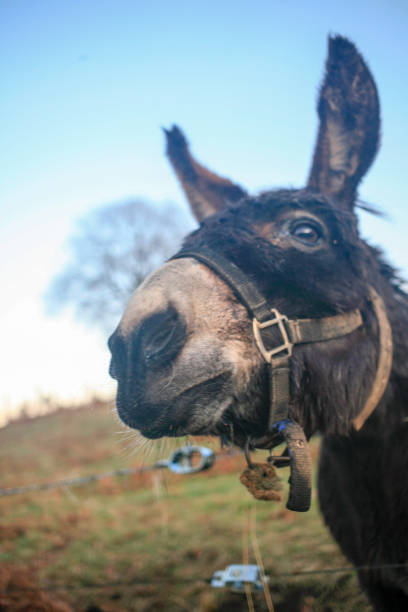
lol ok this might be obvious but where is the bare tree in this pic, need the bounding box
[45,199,192,333]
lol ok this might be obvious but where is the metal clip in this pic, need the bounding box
[268,454,291,468]
[253,309,293,363]
[157,446,215,474]
[211,565,268,592]
[267,443,291,469]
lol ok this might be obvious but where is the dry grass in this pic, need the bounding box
[0,402,372,611]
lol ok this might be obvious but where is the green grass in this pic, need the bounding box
[0,402,372,611]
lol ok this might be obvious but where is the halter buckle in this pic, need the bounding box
[253,309,293,363]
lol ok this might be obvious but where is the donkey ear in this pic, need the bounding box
[307,36,380,210]
[164,125,247,222]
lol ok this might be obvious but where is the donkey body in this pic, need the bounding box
[109,37,408,610]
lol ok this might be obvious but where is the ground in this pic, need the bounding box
[0,401,372,611]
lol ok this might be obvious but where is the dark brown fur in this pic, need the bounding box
[109,36,408,610]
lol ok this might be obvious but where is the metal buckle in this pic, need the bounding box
[252,309,293,363]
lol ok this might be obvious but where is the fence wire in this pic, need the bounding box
[0,448,238,497]
[0,464,164,497]
[4,563,408,594]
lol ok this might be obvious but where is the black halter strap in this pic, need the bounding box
[173,247,362,428]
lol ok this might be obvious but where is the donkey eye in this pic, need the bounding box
[290,221,322,245]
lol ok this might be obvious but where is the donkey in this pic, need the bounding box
[108,36,408,610]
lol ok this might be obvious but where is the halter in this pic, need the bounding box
[172,246,393,511]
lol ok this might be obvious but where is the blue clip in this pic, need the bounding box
[273,419,291,433]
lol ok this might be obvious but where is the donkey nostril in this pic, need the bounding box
[139,306,187,367]
[144,325,176,361]
[108,307,187,381]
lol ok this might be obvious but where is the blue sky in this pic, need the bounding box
[0,0,407,419]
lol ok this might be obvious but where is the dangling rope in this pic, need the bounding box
[242,510,256,612]
[249,506,275,612]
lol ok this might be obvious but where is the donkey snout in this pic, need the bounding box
[108,307,189,432]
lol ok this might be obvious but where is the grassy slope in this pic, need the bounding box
[0,402,372,611]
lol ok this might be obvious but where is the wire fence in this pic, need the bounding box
[0,445,238,497]
[1,443,407,601]
[4,563,408,593]
[0,465,165,497]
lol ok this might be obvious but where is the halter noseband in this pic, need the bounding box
[172,246,392,511]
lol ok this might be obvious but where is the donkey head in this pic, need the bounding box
[109,37,387,452]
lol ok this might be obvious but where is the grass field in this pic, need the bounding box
[0,401,372,611]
